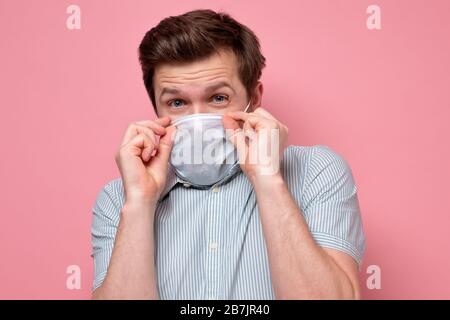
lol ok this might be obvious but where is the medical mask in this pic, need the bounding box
[169,101,251,187]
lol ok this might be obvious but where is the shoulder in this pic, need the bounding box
[283,144,352,179]
[281,145,355,202]
[92,177,125,215]
[283,144,349,167]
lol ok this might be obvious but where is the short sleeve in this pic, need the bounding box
[90,179,124,291]
[301,145,365,266]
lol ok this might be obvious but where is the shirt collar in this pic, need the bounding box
[158,163,243,202]
[158,165,179,202]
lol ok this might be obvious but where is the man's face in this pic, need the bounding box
[153,48,255,122]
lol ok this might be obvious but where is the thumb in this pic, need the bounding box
[222,114,241,131]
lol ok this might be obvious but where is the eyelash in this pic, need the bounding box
[168,99,185,108]
[168,94,229,108]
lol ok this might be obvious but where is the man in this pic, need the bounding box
[91,9,365,300]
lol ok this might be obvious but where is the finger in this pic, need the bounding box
[253,107,277,121]
[227,127,248,165]
[125,133,155,162]
[149,125,177,170]
[222,114,242,131]
[247,114,279,132]
[226,112,269,129]
[224,111,251,122]
[239,114,267,132]
[122,124,159,147]
[243,120,257,141]
[134,119,168,135]
[136,116,171,129]
[155,116,172,125]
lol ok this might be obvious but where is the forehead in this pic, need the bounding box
[153,49,242,94]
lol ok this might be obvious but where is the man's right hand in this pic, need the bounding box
[115,116,176,205]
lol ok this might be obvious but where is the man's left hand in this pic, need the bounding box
[222,107,288,184]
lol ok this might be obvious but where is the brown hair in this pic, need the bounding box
[138,9,266,109]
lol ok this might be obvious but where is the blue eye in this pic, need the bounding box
[169,99,185,108]
[212,94,228,103]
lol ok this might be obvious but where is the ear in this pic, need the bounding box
[250,81,264,111]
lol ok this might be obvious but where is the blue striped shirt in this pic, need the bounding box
[91,144,365,299]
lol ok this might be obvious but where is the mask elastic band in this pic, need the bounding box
[243,99,252,113]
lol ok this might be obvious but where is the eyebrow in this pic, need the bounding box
[159,81,235,101]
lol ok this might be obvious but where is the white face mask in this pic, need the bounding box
[169,100,251,187]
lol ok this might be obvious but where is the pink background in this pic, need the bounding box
[1,0,449,299]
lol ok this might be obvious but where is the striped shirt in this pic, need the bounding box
[91,144,365,299]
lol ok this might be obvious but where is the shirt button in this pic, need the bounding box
[212,186,220,192]
[209,242,218,251]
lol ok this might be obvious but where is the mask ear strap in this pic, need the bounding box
[243,99,252,113]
